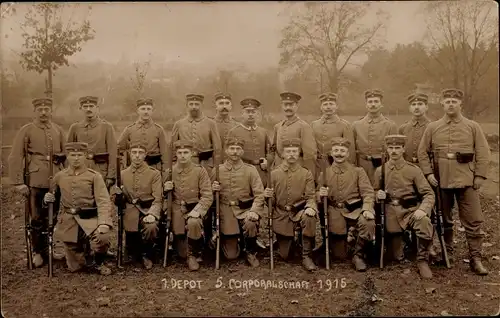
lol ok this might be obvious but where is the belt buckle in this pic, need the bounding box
[391,199,399,205]
[366,155,372,160]
[180,200,186,206]
[335,203,344,209]
[446,153,455,159]
[87,153,94,160]
[412,157,418,163]
[46,155,51,161]
[70,208,77,214]
[229,201,237,206]
[132,199,138,204]
[285,205,292,212]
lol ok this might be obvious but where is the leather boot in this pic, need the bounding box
[302,236,317,271]
[244,237,260,267]
[187,238,200,271]
[353,237,367,271]
[141,243,154,270]
[125,231,141,263]
[470,257,488,276]
[468,236,488,275]
[389,234,405,262]
[417,238,433,279]
[94,253,112,275]
[331,235,347,260]
[33,252,44,268]
[443,229,454,255]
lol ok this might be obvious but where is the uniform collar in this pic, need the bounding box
[67,167,88,176]
[187,114,205,123]
[365,114,383,124]
[281,162,300,172]
[33,119,51,129]
[332,161,349,173]
[83,116,100,128]
[321,114,340,124]
[283,115,299,126]
[215,114,232,123]
[443,114,464,124]
[176,161,193,174]
[131,162,148,173]
[224,159,244,171]
[240,122,257,131]
[136,118,153,128]
[411,116,430,127]
[388,158,406,170]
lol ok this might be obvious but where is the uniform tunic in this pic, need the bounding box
[352,114,397,184]
[398,116,430,163]
[67,117,117,180]
[317,162,374,236]
[373,159,435,239]
[270,163,317,237]
[311,115,356,164]
[211,160,265,236]
[117,119,169,171]
[212,115,239,148]
[271,116,317,177]
[171,115,222,169]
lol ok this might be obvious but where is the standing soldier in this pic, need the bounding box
[43,142,113,275]
[398,92,431,164]
[271,92,317,177]
[67,96,118,189]
[352,89,397,184]
[8,98,66,268]
[117,98,168,172]
[211,93,239,149]
[317,137,376,272]
[211,137,265,267]
[264,138,318,271]
[163,141,213,271]
[171,94,222,172]
[311,92,355,172]
[418,88,491,275]
[226,97,272,186]
[375,135,435,278]
[111,143,162,270]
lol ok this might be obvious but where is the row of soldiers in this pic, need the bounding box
[8,87,491,278]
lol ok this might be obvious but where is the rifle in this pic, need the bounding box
[429,151,451,269]
[268,159,274,270]
[379,153,386,269]
[23,136,34,270]
[163,143,173,267]
[116,150,124,268]
[321,155,330,270]
[215,153,221,269]
[47,148,54,277]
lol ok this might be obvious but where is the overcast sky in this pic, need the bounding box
[1,2,427,70]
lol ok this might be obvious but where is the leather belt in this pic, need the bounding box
[220,198,239,206]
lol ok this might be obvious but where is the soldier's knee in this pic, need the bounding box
[90,232,110,252]
[186,218,203,240]
[141,222,159,241]
[242,219,258,237]
[301,215,316,236]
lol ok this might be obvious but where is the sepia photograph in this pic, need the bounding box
[1,1,499,317]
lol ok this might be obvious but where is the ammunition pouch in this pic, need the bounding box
[52,153,67,165]
[238,197,255,210]
[181,200,198,213]
[198,149,214,162]
[89,152,109,164]
[242,158,261,165]
[145,154,162,166]
[387,194,419,209]
[78,207,98,219]
[114,193,127,209]
[328,198,363,212]
[137,198,154,209]
[370,156,382,167]
[283,199,307,213]
[455,152,474,164]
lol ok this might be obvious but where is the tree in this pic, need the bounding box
[423,0,499,118]
[19,3,95,98]
[278,2,388,92]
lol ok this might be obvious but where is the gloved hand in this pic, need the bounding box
[426,174,438,187]
[259,158,268,171]
[143,215,156,223]
[305,207,316,217]
[362,210,375,220]
[164,181,174,191]
[212,181,220,192]
[319,186,329,197]
[15,184,29,196]
[376,190,387,200]
[105,178,115,189]
[264,188,274,198]
[246,211,259,221]
[44,192,56,203]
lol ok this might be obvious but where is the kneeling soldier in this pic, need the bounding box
[112,143,162,269]
[211,137,265,267]
[317,137,376,271]
[43,142,112,275]
[264,138,318,271]
[374,135,435,278]
[164,141,213,271]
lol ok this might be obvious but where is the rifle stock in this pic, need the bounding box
[321,154,330,270]
[47,148,54,278]
[116,150,124,268]
[429,152,451,269]
[268,159,274,270]
[23,136,34,270]
[379,153,386,269]
[215,153,221,270]
[163,143,173,267]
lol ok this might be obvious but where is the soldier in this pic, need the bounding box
[398,92,431,164]
[264,138,318,271]
[171,94,222,172]
[43,142,113,275]
[67,96,118,189]
[226,97,272,186]
[8,97,66,267]
[271,92,317,177]
[117,98,168,172]
[211,137,265,267]
[211,93,239,149]
[163,140,213,271]
[374,135,435,278]
[317,137,376,272]
[311,92,355,172]
[111,143,162,270]
[418,88,491,275]
[352,89,397,184]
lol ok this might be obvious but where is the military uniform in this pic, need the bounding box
[398,93,431,163]
[352,90,397,184]
[417,88,490,275]
[269,138,318,270]
[212,138,265,263]
[166,141,213,269]
[211,93,239,149]
[375,135,435,277]
[317,138,375,270]
[226,98,273,186]
[312,93,356,177]
[271,92,318,177]
[112,143,163,268]
[67,96,117,185]
[117,98,168,172]
[50,142,113,274]
[8,98,66,265]
[171,94,222,171]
